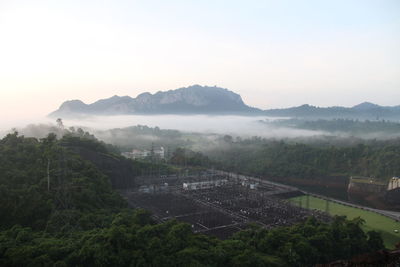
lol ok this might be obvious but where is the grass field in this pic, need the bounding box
[289,195,400,249]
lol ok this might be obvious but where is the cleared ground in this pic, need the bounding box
[290,195,400,248]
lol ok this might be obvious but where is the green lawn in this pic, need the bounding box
[289,195,400,249]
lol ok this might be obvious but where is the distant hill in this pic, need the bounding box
[50,85,400,119]
[264,102,400,120]
[49,85,262,117]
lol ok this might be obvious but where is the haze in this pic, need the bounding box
[0,114,325,139]
[0,0,400,124]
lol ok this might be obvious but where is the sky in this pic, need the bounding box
[0,0,399,122]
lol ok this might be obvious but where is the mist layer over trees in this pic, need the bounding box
[9,120,400,186]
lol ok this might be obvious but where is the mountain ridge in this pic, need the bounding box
[49,85,262,117]
[264,102,400,119]
[49,85,400,119]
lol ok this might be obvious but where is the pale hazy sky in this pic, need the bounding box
[0,0,399,122]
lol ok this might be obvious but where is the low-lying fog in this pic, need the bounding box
[1,115,325,139]
[3,114,400,142]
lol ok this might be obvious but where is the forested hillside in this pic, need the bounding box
[0,132,386,266]
[206,137,400,182]
[0,210,385,266]
[0,132,127,231]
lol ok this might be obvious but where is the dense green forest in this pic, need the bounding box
[0,132,126,231]
[0,212,384,266]
[169,147,211,167]
[203,137,400,182]
[0,132,387,266]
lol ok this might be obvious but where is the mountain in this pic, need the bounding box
[264,103,400,120]
[50,85,262,117]
[351,102,382,111]
[50,85,400,119]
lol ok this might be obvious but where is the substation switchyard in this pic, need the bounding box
[121,171,330,239]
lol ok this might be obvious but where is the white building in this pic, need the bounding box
[122,146,165,160]
[388,177,400,191]
[154,146,165,159]
[183,179,228,190]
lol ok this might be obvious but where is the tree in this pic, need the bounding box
[56,118,64,130]
[367,231,384,251]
